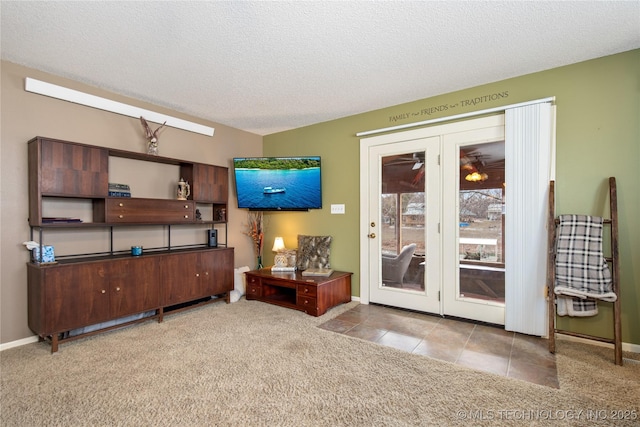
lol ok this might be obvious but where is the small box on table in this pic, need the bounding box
[32,246,55,263]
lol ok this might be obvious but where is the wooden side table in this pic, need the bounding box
[245,269,352,316]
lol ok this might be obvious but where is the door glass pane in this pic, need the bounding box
[381,193,398,253]
[381,152,425,291]
[458,141,505,303]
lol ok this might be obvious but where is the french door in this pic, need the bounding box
[367,137,441,313]
[441,121,505,325]
[361,115,506,324]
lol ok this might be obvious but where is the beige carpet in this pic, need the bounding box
[1,299,638,426]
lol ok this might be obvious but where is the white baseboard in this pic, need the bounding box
[556,333,640,355]
[0,335,39,351]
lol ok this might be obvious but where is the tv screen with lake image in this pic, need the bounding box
[233,157,322,210]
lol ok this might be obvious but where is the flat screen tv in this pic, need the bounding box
[233,156,322,211]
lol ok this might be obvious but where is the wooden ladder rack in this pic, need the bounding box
[547,177,622,365]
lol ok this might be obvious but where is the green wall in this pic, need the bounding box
[263,49,640,345]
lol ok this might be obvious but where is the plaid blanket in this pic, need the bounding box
[554,214,617,317]
[556,295,599,317]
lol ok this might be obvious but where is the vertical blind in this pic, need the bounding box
[504,102,555,336]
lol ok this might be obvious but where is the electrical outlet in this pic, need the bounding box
[331,204,345,214]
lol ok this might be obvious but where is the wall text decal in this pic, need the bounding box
[389,91,509,123]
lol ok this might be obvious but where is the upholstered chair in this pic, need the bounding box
[381,243,416,286]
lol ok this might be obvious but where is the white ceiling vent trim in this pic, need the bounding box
[25,78,215,137]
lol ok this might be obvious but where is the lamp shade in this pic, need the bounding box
[272,237,285,252]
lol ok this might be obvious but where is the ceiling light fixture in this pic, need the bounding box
[465,171,488,182]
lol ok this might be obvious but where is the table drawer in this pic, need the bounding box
[297,283,317,297]
[297,295,318,315]
[246,276,262,299]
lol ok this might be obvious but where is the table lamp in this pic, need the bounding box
[272,237,288,267]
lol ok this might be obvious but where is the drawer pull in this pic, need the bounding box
[196,273,200,277]
[184,215,189,219]
[184,205,189,209]
[119,202,124,207]
[101,290,106,294]
[118,215,124,219]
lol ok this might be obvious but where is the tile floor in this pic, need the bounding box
[318,303,559,388]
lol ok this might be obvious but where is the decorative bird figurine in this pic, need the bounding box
[140,116,166,155]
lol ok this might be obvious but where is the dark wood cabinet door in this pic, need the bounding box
[190,163,228,203]
[44,263,110,332]
[109,257,161,317]
[37,138,108,197]
[161,253,201,306]
[200,249,234,296]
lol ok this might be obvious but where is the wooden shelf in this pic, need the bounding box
[28,136,229,226]
[27,136,234,353]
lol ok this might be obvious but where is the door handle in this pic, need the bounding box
[368,233,376,239]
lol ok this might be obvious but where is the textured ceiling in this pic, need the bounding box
[1,1,639,136]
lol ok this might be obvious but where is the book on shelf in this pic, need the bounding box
[108,182,130,190]
[108,191,131,197]
[270,266,297,273]
[42,217,83,223]
[301,268,333,277]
